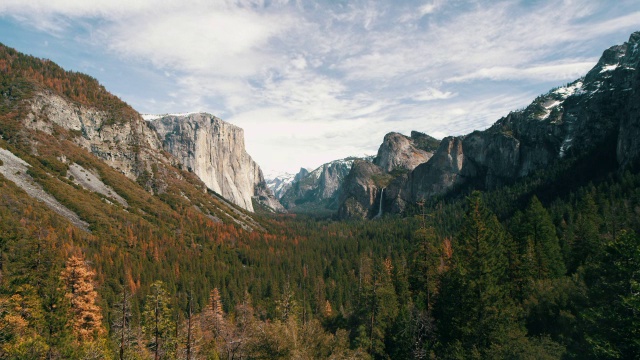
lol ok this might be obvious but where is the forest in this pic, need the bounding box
[2,151,640,359]
[1,43,640,359]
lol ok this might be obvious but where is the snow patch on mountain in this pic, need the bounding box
[554,81,583,97]
[600,64,619,73]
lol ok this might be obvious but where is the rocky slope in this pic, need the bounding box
[0,42,274,233]
[0,148,90,231]
[149,113,283,213]
[25,90,164,181]
[279,158,356,213]
[338,31,640,219]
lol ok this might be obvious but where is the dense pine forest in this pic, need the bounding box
[1,42,640,360]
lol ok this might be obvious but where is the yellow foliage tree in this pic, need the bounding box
[61,254,105,342]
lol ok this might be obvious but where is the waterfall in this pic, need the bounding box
[375,188,385,219]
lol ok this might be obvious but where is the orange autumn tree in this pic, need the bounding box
[61,254,105,342]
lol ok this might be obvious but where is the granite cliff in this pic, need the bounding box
[25,90,165,181]
[25,94,283,213]
[373,131,439,172]
[337,131,439,219]
[149,113,283,213]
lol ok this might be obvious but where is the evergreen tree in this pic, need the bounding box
[111,283,141,360]
[203,287,228,359]
[0,284,49,359]
[409,225,441,311]
[181,291,198,360]
[354,257,398,359]
[142,280,176,360]
[519,196,566,280]
[435,191,517,358]
[583,230,640,358]
[570,193,601,272]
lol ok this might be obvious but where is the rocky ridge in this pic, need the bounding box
[338,31,640,219]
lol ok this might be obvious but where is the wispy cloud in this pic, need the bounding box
[411,88,457,102]
[1,0,639,173]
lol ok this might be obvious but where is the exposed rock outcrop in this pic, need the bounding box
[24,92,282,213]
[0,148,90,231]
[149,113,283,213]
[409,136,467,201]
[337,160,387,219]
[615,32,640,168]
[67,163,128,207]
[25,91,164,180]
[373,132,438,172]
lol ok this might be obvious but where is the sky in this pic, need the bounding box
[0,0,639,177]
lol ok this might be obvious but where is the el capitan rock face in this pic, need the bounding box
[149,113,283,213]
[25,93,283,213]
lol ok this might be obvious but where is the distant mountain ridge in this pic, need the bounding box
[265,168,311,200]
[338,31,640,219]
[278,157,362,213]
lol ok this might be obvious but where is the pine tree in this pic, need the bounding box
[181,291,198,360]
[275,282,298,322]
[435,191,517,357]
[583,230,640,358]
[142,280,176,360]
[523,196,565,279]
[570,193,601,272]
[354,257,398,358]
[208,288,224,331]
[61,254,105,342]
[409,225,441,311]
[111,284,137,360]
